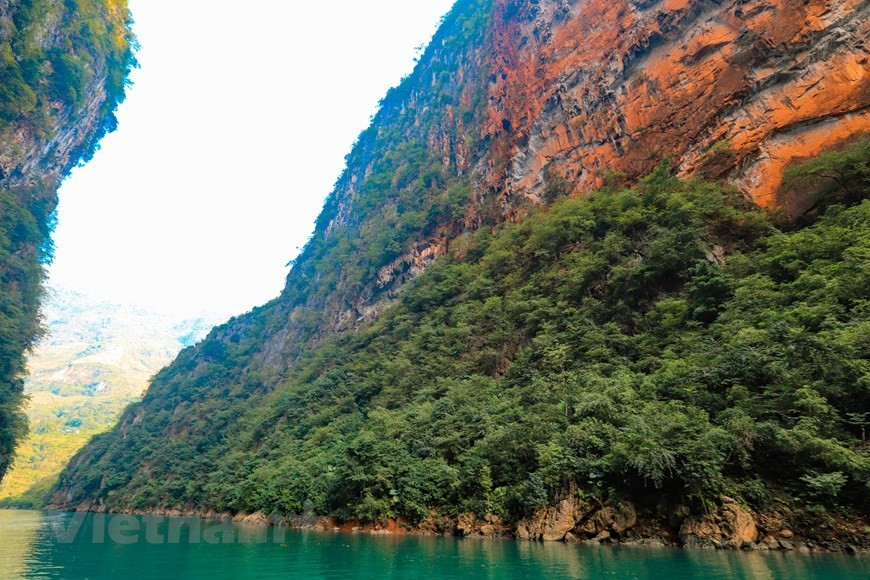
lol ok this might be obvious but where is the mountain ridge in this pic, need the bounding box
[52,0,869,551]
[0,287,217,507]
[0,0,135,482]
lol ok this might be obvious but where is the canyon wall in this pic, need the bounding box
[0,0,134,482]
[52,0,869,520]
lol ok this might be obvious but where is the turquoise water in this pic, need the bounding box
[1,510,867,579]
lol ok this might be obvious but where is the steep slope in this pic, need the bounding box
[54,0,868,547]
[0,0,135,482]
[0,288,217,507]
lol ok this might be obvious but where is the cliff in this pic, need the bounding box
[244,0,869,354]
[0,0,135,482]
[484,0,869,209]
[52,0,869,550]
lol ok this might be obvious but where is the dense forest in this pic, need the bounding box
[0,0,135,481]
[56,141,869,539]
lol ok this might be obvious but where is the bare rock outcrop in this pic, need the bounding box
[516,497,640,542]
[517,497,586,541]
[456,513,511,537]
[576,501,639,539]
[679,498,759,549]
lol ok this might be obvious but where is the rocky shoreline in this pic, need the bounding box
[51,495,869,555]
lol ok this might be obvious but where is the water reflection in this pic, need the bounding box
[0,511,866,579]
[0,510,42,578]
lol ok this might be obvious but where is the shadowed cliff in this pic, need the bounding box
[0,0,135,482]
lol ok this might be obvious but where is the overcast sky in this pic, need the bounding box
[49,0,456,319]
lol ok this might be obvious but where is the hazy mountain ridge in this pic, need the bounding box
[0,288,217,506]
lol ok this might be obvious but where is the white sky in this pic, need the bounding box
[49,0,456,319]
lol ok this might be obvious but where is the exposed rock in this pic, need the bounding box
[0,0,133,487]
[417,511,457,536]
[457,513,477,536]
[248,0,870,365]
[679,498,759,549]
[576,501,638,539]
[49,0,870,531]
[636,538,668,548]
[486,0,870,210]
[233,512,270,526]
[669,504,692,529]
[517,497,585,541]
[680,517,724,549]
[723,500,759,548]
[760,535,780,550]
[456,513,510,538]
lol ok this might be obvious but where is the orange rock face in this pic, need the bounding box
[479,0,869,207]
[305,0,869,332]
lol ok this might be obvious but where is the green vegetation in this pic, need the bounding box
[781,139,870,227]
[1,0,135,137]
[0,0,135,482]
[56,143,869,527]
[0,188,45,480]
[279,0,494,328]
[0,289,217,507]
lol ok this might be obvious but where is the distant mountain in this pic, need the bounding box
[0,289,218,507]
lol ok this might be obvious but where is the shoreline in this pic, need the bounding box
[38,500,870,555]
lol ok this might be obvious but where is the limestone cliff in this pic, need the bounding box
[52,0,869,541]
[265,0,870,357]
[0,0,134,482]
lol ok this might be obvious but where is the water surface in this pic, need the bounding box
[1,510,867,579]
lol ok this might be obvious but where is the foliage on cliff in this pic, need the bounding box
[0,0,135,481]
[56,143,870,525]
[0,289,217,509]
[50,0,869,534]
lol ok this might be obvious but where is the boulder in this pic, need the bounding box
[457,513,509,537]
[668,504,691,528]
[679,498,759,550]
[721,500,758,548]
[517,497,584,541]
[457,513,477,536]
[680,517,724,549]
[759,535,780,550]
[233,511,270,526]
[576,501,637,538]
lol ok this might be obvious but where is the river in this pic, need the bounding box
[0,510,866,578]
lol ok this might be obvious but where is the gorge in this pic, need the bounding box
[0,0,868,559]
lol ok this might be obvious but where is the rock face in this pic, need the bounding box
[516,498,639,543]
[51,0,870,515]
[256,0,870,354]
[517,497,586,541]
[576,502,639,539]
[0,3,133,192]
[456,513,511,537]
[679,498,759,549]
[0,1,134,483]
[483,0,870,210]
